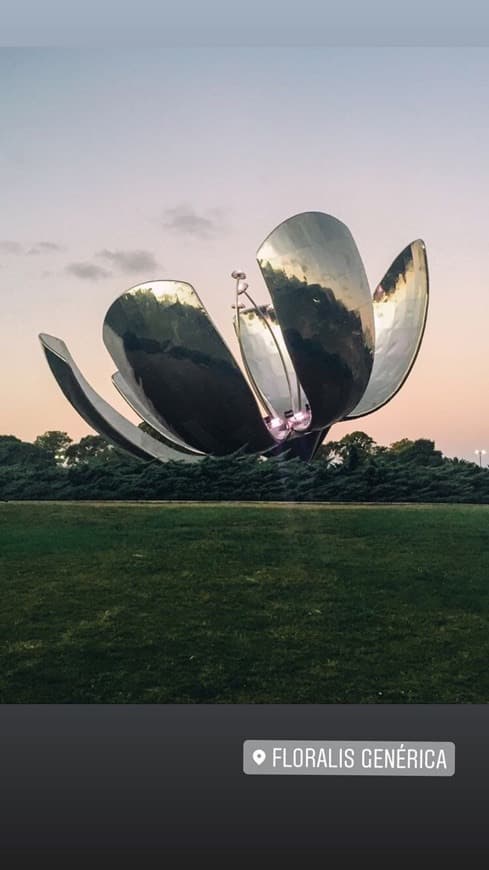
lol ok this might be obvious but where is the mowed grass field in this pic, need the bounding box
[0,502,488,703]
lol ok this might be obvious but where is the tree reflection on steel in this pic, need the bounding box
[40,213,428,462]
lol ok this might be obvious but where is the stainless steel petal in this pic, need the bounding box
[235,301,312,434]
[257,212,374,430]
[39,334,200,463]
[103,281,274,456]
[111,371,203,456]
[235,303,293,418]
[346,239,429,419]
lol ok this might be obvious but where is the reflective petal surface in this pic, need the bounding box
[235,301,311,431]
[103,281,274,455]
[257,212,374,431]
[39,334,200,463]
[346,240,429,419]
[111,371,203,456]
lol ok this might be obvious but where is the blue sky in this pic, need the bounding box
[1,47,489,460]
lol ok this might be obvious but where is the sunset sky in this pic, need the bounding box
[1,47,489,461]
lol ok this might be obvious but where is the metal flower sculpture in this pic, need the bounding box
[40,212,429,463]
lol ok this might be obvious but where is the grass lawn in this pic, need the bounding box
[0,502,488,703]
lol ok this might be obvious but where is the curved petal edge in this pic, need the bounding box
[102,280,274,455]
[111,371,204,456]
[39,333,201,463]
[257,211,375,431]
[345,239,429,420]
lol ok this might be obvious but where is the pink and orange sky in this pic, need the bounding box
[1,47,488,461]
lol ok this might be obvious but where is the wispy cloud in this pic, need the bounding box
[66,262,111,280]
[28,241,65,255]
[0,240,65,256]
[161,205,227,240]
[38,241,65,251]
[0,241,23,254]
[96,248,159,274]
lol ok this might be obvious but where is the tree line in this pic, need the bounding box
[0,428,488,503]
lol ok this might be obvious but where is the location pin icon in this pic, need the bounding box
[252,749,266,766]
